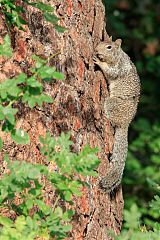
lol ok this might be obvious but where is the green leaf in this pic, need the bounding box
[55,25,66,33]
[0,216,13,226]
[7,85,21,97]
[0,35,13,57]
[40,94,53,103]
[32,54,46,64]
[15,216,26,231]
[15,73,27,83]
[2,119,15,132]
[0,90,7,99]
[28,168,41,179]
[54,207,63,217]
[26,199,34,210]
[62,224,72,232]
[64,191,72,201]
[11,128,30,144]
[2,106,18,116]
[0,137,3,151]
[35,2,54,12]
[5,113,16,125]
[35,199,51,214]
[17,15,27,25]
[0,107,5,120]
[23,93,53,109]
[36,65,56,79]
[150,195,160,214]
[124,204,141,230]
[62,210,75,221]
[26,216,35,230]
[28,188,41,197]
[52,71,64,80]
[43,13,60,25]
[26,76,42,88]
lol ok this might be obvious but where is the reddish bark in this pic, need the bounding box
[0,0,124,239]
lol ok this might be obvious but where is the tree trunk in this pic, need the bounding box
[0,0,124,239]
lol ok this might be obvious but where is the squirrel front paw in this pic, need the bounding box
[93,56,101,65]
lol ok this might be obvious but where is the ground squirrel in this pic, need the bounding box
[93,36,140,192]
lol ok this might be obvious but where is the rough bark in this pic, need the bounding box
[0,0,124,239]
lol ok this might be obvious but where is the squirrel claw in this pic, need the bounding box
[93,55,100,64]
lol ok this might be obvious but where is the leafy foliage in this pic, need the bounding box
[0,36,64,145]
[117,200,160,240]
[1,0,65,32]
[109,200,160,240]
[105,0,160,237]
[0,135,99,239]
[0,4,99,239]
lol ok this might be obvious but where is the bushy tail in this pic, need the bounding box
[100,127,128,192]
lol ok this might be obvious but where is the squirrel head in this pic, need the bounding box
[95,37,122,64]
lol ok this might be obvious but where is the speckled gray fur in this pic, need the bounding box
[94,37,140,192]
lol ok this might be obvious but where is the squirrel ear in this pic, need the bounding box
[115,39,122,47]
[109,36,112,41]
[106,35,112,42]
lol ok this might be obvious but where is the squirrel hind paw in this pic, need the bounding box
[99,176,121,193]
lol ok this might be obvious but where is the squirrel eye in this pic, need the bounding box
[107,45,112,50]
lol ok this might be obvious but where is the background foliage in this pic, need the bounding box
[104,0,160,238]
